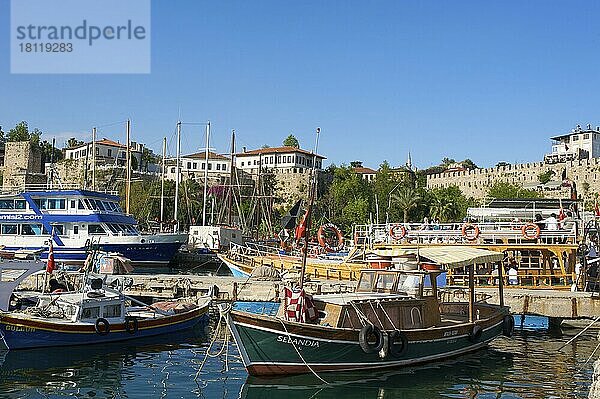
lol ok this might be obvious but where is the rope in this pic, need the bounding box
[276,318,329,384]
[377,300,397,330]
[193,304,232,382]
[558,316,600,351]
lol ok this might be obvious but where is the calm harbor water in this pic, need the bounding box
[0,318,598,399]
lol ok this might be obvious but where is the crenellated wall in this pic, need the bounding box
[426,159,600,199]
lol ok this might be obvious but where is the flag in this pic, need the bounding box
[46,237,55,274]
[558,199,566,221]
[595,198,600,217]
[295,210,308,243]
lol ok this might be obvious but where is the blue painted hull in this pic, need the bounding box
[0,310,209,350]
[4,241,184,266]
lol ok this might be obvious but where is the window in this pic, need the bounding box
[208,163,212,170]
[202,163,206,170]
[193,163,197,169]
[216,164,221,170]
[222,164,226,171]
[573,135,579,141]
[47,199,66,210]
[241,161,244,167]
[108,149,113,157]
[22,224,42,235]
[584,133,590,140]
[103,304,121,318]
[78,200,85,209]
[94,200,106,211]
[1,225,17,235]
[0,200,14,209]
[82,306,100,319]
[187,162,191,169]
[88,224,106,235]
[15,200,26,210]
[375,272,397,292]
[81,149,87,156]
[43,224,64,235]
[96,148,99,155]
[120,152,126,159]
[270,156,274,164]
[356,272,376,292]
[73,225,79,234]
[171,167,175,173]
[33,199,47,210]
[70,200,76,209]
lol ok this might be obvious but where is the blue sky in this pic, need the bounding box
[2,1,600,169]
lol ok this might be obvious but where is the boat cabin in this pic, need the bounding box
[307,269,442,330]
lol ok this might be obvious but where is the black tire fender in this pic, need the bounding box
[469,324,482,343]
[359,324,385,354]
[388,330,409,358]
[125,316,138,334]
[502,315,515,337]
[95,317,110,335]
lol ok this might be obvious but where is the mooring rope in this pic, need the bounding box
[277,318,329,385]
[194,303,233,382]
[558,315,600,351]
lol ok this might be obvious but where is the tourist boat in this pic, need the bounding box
[0,189,187,266]
[223,247,513,376]
[0,260,209,350]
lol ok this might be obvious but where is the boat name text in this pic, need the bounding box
[277,335,319,348]
[5,325,35,332]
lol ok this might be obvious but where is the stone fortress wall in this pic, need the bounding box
[426,158,600,200]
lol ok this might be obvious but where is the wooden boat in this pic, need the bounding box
[223,248,514,376]
[0,260,210,350]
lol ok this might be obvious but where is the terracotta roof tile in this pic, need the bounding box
[236,146,325,159]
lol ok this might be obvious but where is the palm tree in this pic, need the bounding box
[429,195,455,222]
[392,187,421,223]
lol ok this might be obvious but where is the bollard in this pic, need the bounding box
[233,282,238,301]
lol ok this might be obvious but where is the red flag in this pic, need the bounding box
[595,198,600,217]
[558,199,566,221]
[46,239,55,274]
[295,210,308,243]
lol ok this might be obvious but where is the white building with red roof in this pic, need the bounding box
[235,146,325,175]
[165,151,231,182]
[64,138,144,169]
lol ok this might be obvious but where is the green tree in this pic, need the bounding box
[428,186,475,222]
[461,159,478,170]
[391,186,421,223]
[538,170,555,184]
[66,138,84,148]
[283,134,300,148]
[8,121,41,147]
[487,182,542,199]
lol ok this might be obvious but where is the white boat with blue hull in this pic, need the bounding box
[0,190,186,266]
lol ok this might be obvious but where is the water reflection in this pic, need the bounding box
[240,349,514,399]
[0,326,597,398]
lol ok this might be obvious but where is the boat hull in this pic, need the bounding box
[218,254,252,278]
[0,303,209,350]
[2,235,187,266]
[227,304,507,376]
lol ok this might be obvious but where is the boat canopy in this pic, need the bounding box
[0,260,45,312]
[371,246,503,269]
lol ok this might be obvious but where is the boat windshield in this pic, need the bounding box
[356,270,424,296]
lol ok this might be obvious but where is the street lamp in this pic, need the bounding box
[386,182,404,225]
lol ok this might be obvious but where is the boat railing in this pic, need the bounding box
[440,271,575,290]
[353,221,578,247]
[0,184,118,196]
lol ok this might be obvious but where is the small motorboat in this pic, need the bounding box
[0,260,210,350]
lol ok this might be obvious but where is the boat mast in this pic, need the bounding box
[125,119,131,214]
[299,127,321,290]
[227,129,235,226]
[174,121,181,233]
[202,121,210,226]
[160,136,166,232]
[92,126,96,190]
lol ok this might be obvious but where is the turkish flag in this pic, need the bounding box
[46,239,56,274]
[295,210,308,243]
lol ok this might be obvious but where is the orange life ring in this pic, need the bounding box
[461,223,480,240]
[317,223,344,252]
[521,223,540,240]
[389,224,407,240]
